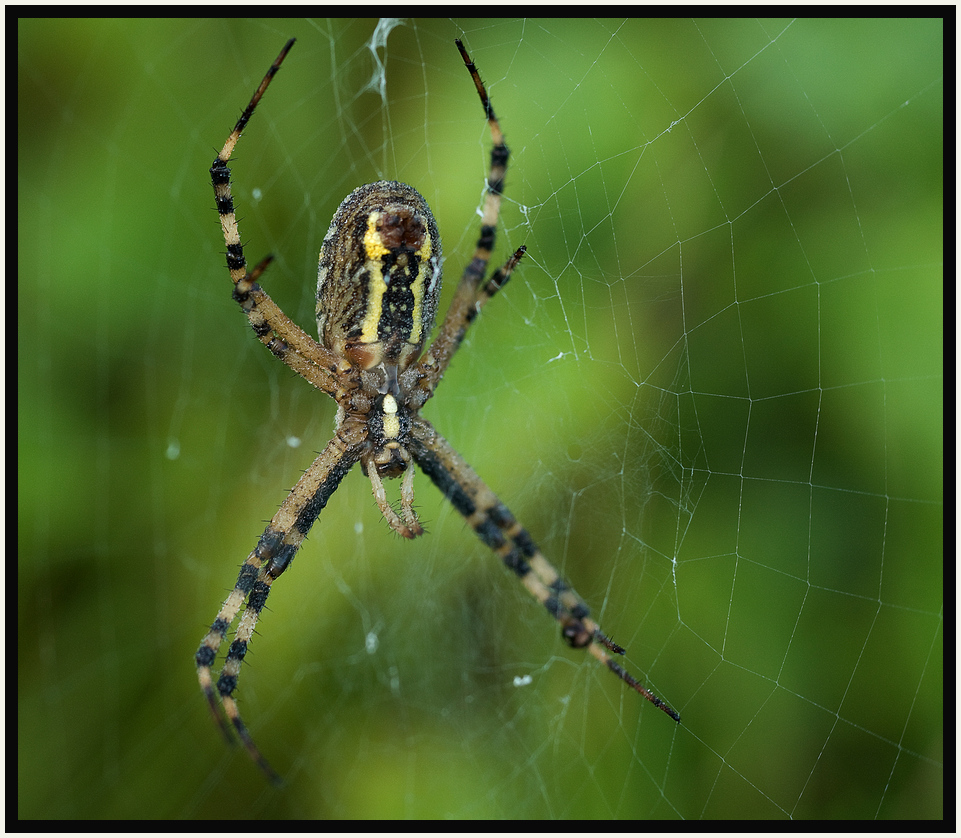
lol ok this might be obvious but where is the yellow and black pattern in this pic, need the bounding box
[317,181,442,373]
[199,37,678,785]
[195,430,364,784]
[409,417,680,720]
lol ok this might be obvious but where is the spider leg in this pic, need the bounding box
[196,429,365,784]
[210,38,295,293]
[409,41,522,403]
[408,416,679,722]
[454,38,509,282]
[210,40,356,400]
[231,255,359,398]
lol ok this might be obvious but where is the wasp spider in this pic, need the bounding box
[196,38,679,785]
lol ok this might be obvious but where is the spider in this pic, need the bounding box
[196,37,679,785]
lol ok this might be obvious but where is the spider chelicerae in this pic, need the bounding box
[196,37,679,785]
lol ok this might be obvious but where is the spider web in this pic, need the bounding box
[17,18,943,819]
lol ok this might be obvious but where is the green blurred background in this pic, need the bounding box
[18,18,941,819]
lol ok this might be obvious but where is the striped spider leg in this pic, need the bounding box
[197,37,677,786]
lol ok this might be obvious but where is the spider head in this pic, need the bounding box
[317,181,443,373]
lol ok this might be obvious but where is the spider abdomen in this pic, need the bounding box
[317,181,443,372]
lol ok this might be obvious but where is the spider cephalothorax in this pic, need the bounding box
[197,37,678,786]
